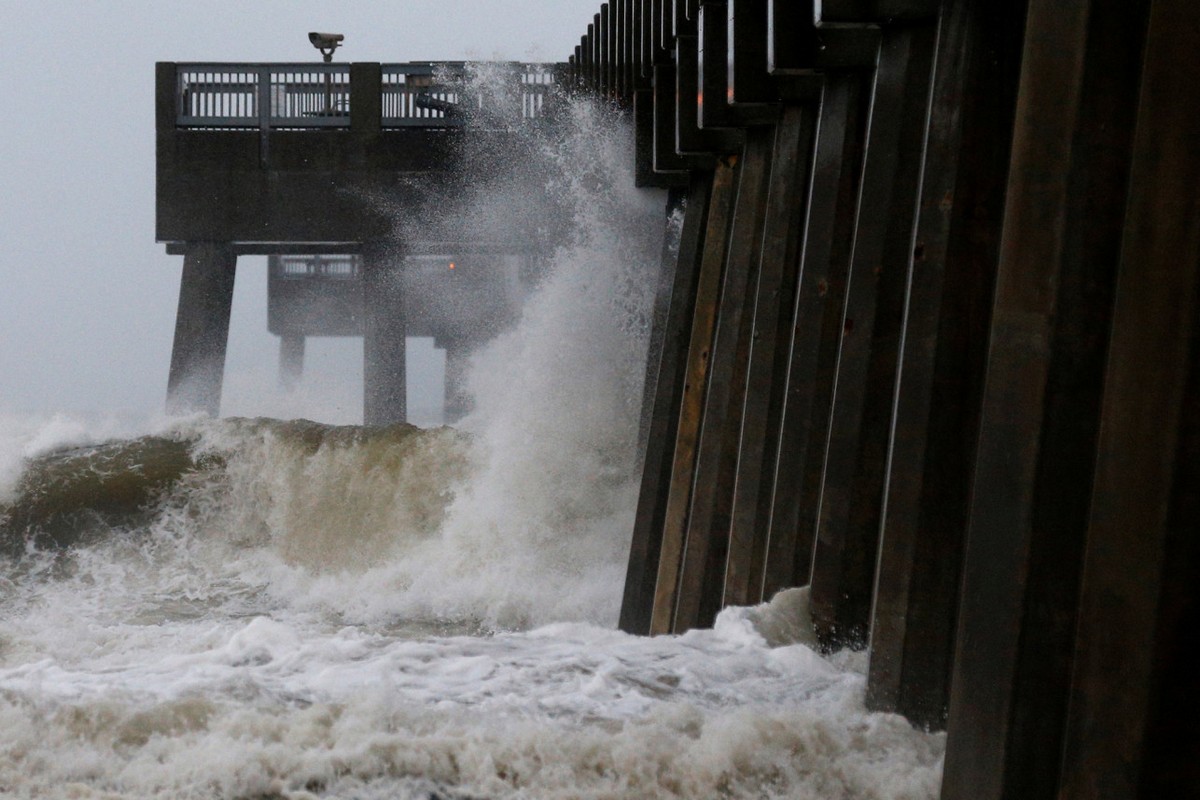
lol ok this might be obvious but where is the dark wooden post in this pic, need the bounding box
[621,178,708,635]
[942,0,1152,796]
[636,188,689,461]
[649,155,739,635]
[362,241,408,426]
[807,20,938,650]
[1057,0,1200,796]
[672,125,774,631]
[865,0,1027,730]
[760,71,870,600]
[166,242,237,417]
[723,103,817,608]
[601,3,614,98]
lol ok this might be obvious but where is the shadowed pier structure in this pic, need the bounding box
[157,61,560,424]
[265,250,525,422]
[567,1,1200,798]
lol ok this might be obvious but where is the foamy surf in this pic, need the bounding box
[0,589,942,799]
[0,415,944,799]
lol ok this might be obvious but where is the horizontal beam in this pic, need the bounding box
[163,241,536,256]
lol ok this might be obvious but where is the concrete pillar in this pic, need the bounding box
[362,242,407,426]
[166,242,237,416]
[442,342,472,424]
[278,334,305,392]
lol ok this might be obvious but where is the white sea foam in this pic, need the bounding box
[0,598,943,799]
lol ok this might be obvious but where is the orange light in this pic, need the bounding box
[448,262,456,270]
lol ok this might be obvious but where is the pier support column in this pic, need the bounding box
[673,125,775,632]
[362,242,407,426]
[723,104,818,610]
[166,242,237,417]
[808,21,938,651]
[621,179,708,636]
[1058,3,1200,792]
[649,155,740,636]
[864,0,1026,731]
[942,0,1152,796]
[278,334,305,392]
[762,72,870,601]
[443,341,472,424]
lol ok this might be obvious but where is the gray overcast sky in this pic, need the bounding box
[0,0,601,423]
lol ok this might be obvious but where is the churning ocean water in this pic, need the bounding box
[0,88,944,799]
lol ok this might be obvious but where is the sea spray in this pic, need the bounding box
[365,87,668,628]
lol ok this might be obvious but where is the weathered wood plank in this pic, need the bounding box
[648,156,739,635]
[672,126,774,632]
[621,179,705,635]
[724,103,817,607]
[761,72,869,600]
[942,0,1151,796]
[865,0,1026,730]
[807,20,937,651]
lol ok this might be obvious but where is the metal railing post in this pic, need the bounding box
[258,65,271,168]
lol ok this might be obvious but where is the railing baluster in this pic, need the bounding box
[175,61,555,130]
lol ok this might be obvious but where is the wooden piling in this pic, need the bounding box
[636,189,689,464]
[1058,0,1200,795]
[672,126,774,631]
[761,72,870,600]
[723,105,816,608]
[807,21,937,650]
[865,0,1026,730]
[622,176,710,635]
[649,156,738,635]
[942,0,1152,795]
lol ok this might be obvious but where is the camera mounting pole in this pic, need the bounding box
[308,33,344,114]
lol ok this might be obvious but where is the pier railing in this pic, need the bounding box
[173,62,558,130]
[273,254,359,279]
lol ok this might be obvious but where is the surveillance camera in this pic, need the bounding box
[308,32,345,49]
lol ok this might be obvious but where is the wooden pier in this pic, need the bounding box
[567,2,1199,798]
[156,61,559,423]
